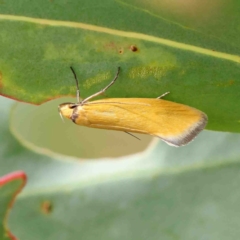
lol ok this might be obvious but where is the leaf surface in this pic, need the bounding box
[0,1,240,131]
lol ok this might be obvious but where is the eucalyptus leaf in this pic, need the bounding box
[1,0,240,131]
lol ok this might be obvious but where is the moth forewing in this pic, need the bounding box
[59,98,207,146]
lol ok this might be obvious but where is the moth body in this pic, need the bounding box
[59,98,207,147]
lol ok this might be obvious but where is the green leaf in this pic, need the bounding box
[0,1,240,131]
[0,171,26,240]
[1,96,240,240]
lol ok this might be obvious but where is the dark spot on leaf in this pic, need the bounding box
[118,48,124,54]
[41,201,53,214]
[130,45,138,52]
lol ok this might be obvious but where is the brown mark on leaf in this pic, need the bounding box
[41,201,53,214]
[129,45,138,52]
[118,48,124,54]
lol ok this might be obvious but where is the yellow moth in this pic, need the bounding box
[58,67,207,147]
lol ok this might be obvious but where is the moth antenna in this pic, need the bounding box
[70,66,81,103]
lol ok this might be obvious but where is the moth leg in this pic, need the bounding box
[124,131,140,140]
[157,91,170,99]
[82,67,120,104]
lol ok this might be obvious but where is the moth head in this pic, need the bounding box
[58,103,77,121]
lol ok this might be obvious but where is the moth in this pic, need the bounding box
[58,67,207,146]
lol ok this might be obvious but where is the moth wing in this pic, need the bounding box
[80,98,207,147]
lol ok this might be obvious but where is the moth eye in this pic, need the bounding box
[69,104,77,109]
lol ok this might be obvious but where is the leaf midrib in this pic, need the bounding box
[0,14,239,63]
